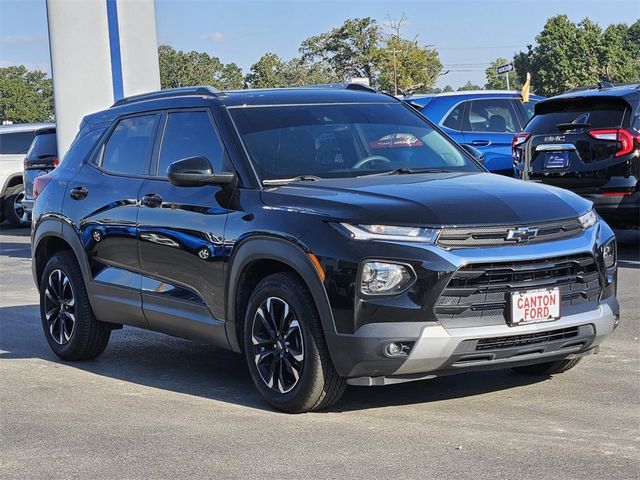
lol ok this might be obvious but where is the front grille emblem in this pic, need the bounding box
[506,226,539,243]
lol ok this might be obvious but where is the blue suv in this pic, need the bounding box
[409,91,543,176]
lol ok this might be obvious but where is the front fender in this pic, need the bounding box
[224,235,336,352]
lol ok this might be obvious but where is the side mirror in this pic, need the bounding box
[167,156,236,187]
[460,144,485,164]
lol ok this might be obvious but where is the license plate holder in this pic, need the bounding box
[510,287,561,326]
[544,151,569,169]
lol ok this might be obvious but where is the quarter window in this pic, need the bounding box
[0,131,35,154]
[442,102,464,130]
[465,99,518,133]
[102,115,157,175]
[157,111,224,176]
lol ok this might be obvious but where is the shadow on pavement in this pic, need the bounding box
[0,224,30,236]
[0,303,549,413]
[0,242,32,259]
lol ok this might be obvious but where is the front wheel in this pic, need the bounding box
[243,272,345,413]
[511,357,583,376]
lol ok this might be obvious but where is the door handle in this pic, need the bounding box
[69,186,88,200]
[471,140,491,147]
[140,193,163,208]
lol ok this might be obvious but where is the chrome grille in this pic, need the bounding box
[435,254,601,324]
[437,218,582,248]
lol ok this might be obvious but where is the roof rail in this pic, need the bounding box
[111,86,221,108]
[307,82,378,93]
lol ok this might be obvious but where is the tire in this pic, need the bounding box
[243,272,346,413]
[511,357,583,376]
[3,184,30,227]
[39,251,111,360]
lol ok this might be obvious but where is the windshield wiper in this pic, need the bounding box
[359,167,452,177]
[262,175,322,186]
[556,122,591,131]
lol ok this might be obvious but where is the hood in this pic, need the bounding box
[260,172,592,226]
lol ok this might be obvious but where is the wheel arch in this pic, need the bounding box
[225,235,336,353]
[32,219,93,292]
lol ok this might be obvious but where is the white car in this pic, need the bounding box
[0,123,55,227]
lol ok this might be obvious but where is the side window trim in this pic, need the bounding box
[150,107,227,180]
[97,112,161,178]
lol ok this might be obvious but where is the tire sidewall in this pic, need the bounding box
[39,253,87,358]
[243,274,325,412]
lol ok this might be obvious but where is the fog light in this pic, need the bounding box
[613,314,619,329]
[603,239,616,268]
[384,341,414,358]
[360,261,413,295]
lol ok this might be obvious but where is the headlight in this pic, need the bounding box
[360,261,414,295]
[603,238,616,268]
[578,209,598,229]
[340,223,440,243]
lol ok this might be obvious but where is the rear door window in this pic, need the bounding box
[464,99,519,133]
[101,115,158,176]
[0,131,35,154]
[527,99,628,134]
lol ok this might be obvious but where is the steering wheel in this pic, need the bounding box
[352,155,392,169]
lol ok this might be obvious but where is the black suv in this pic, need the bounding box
[514,83,639,228]
[32,86,619,412]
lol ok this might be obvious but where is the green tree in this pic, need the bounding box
[513,16,640,97]
[300,17,381,84]
[458,81,483,91]
[246,53,337,88]
[376,15,442,94]
[158,45,243,90]
[246,53,286,88]
[484,57,520,90]
[0,66,53,123]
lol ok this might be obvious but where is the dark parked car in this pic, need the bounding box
[32,85,618,413]
[514,83,639,228]
[22,126,58,220]
[408,91,543,176]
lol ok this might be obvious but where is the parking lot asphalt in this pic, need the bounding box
[0,226,638,480]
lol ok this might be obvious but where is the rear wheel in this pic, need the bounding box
[40,251,111,360]
[511,357,582,376]
[243,272,345,413]
[3,185,29,227]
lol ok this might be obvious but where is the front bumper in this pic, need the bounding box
[323,220,619,382]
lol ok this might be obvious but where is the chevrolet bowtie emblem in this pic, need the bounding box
[506,226,539,243]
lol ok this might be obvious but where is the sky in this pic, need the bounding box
[1,0,639,89]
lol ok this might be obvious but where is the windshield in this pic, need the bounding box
[230,102,480,181]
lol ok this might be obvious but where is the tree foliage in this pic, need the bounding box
[513,16,640,97]
[300,17,381,84]
[158,45,243,90]
[484,57,520,90]
[0,66,53,123]
[375,15,442,94]
[457,81,483,91]
[245,53,337,88]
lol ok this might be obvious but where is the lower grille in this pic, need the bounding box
[435,254,602,324]
[476,327,579,351]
